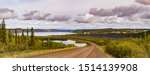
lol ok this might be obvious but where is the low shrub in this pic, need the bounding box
[105,41,148,58]
[42,41,67,49]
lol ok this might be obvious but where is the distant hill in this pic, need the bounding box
[8,29,75,33]
[34,29,74,32]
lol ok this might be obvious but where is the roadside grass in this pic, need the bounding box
[0,47,78,58]
[105,38,150,58]
[97,46,112,58]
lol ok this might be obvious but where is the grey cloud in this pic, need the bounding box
[75,19,91,23]
[136,0,150,5]
[23,10,51,20]
[23,11,71,22]
[0,8,17,19]
[89,8,114,16]
[89,5,147,17]
[141,12,150,19]
[0,8,14,13]
[49,15,71,22]
[113,5,146,17]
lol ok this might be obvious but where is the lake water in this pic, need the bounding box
[34,32,74,36]
[52,40,87,47]
[18,32,75,36]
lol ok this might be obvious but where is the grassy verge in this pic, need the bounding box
[1,47,78,58]
[105,37,150,58]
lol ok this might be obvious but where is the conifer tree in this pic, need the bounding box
[1,19,7,43]
[29,27,35,46]
[15,29,18,44]
[8,29,12,42]
[18,35,20,44]
[27,28,29,37]
[0,23,2,42]
[25,28,29,45]
[21,29,25,43]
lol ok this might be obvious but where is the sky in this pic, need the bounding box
[0,0,135,14]
[0,0,150,29]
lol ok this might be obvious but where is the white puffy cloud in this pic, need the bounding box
[74,14,95,23]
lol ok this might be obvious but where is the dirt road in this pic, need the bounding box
[28,42,109,58]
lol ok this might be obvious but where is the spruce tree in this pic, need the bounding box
[27,28,29,37]
[25,28,29,46]
[8,29,12,42]
[0,23,2,42]
[1,19,7,43]
[29,27,35,46]
[18,35,20,44]
[21,29,25,43]
[15,29,18,44]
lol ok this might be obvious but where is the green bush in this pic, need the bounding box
[42,41,67,49]
[140,35,150,57]
[31,39,43,50]
[0,43,27,53]
[67,44,76,47]
[106,41,148,58]
[0,39,69,54]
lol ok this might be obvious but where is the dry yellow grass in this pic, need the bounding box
[1,47,77,58]
[97,46,112,58]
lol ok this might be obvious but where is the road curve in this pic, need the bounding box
[28,42,109,58]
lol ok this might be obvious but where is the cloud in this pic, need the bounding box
[136,0,150,5]
[23,10,51,20]
[90,5,147,17]
[74,14,95,23]
[140,11,150,19]
[141,14,150,19]
[113,5,146,17]
[89,8,114,17]
[85,5,150,24]
[49,15,71,22]
[23,11,71,22]
[0,8,17,19]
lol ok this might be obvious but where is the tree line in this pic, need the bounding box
[0,19,74,54]
[0,19,35,47]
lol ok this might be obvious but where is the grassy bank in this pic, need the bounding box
[0,47,77,58]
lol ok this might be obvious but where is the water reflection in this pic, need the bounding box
[52,40,87,47]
